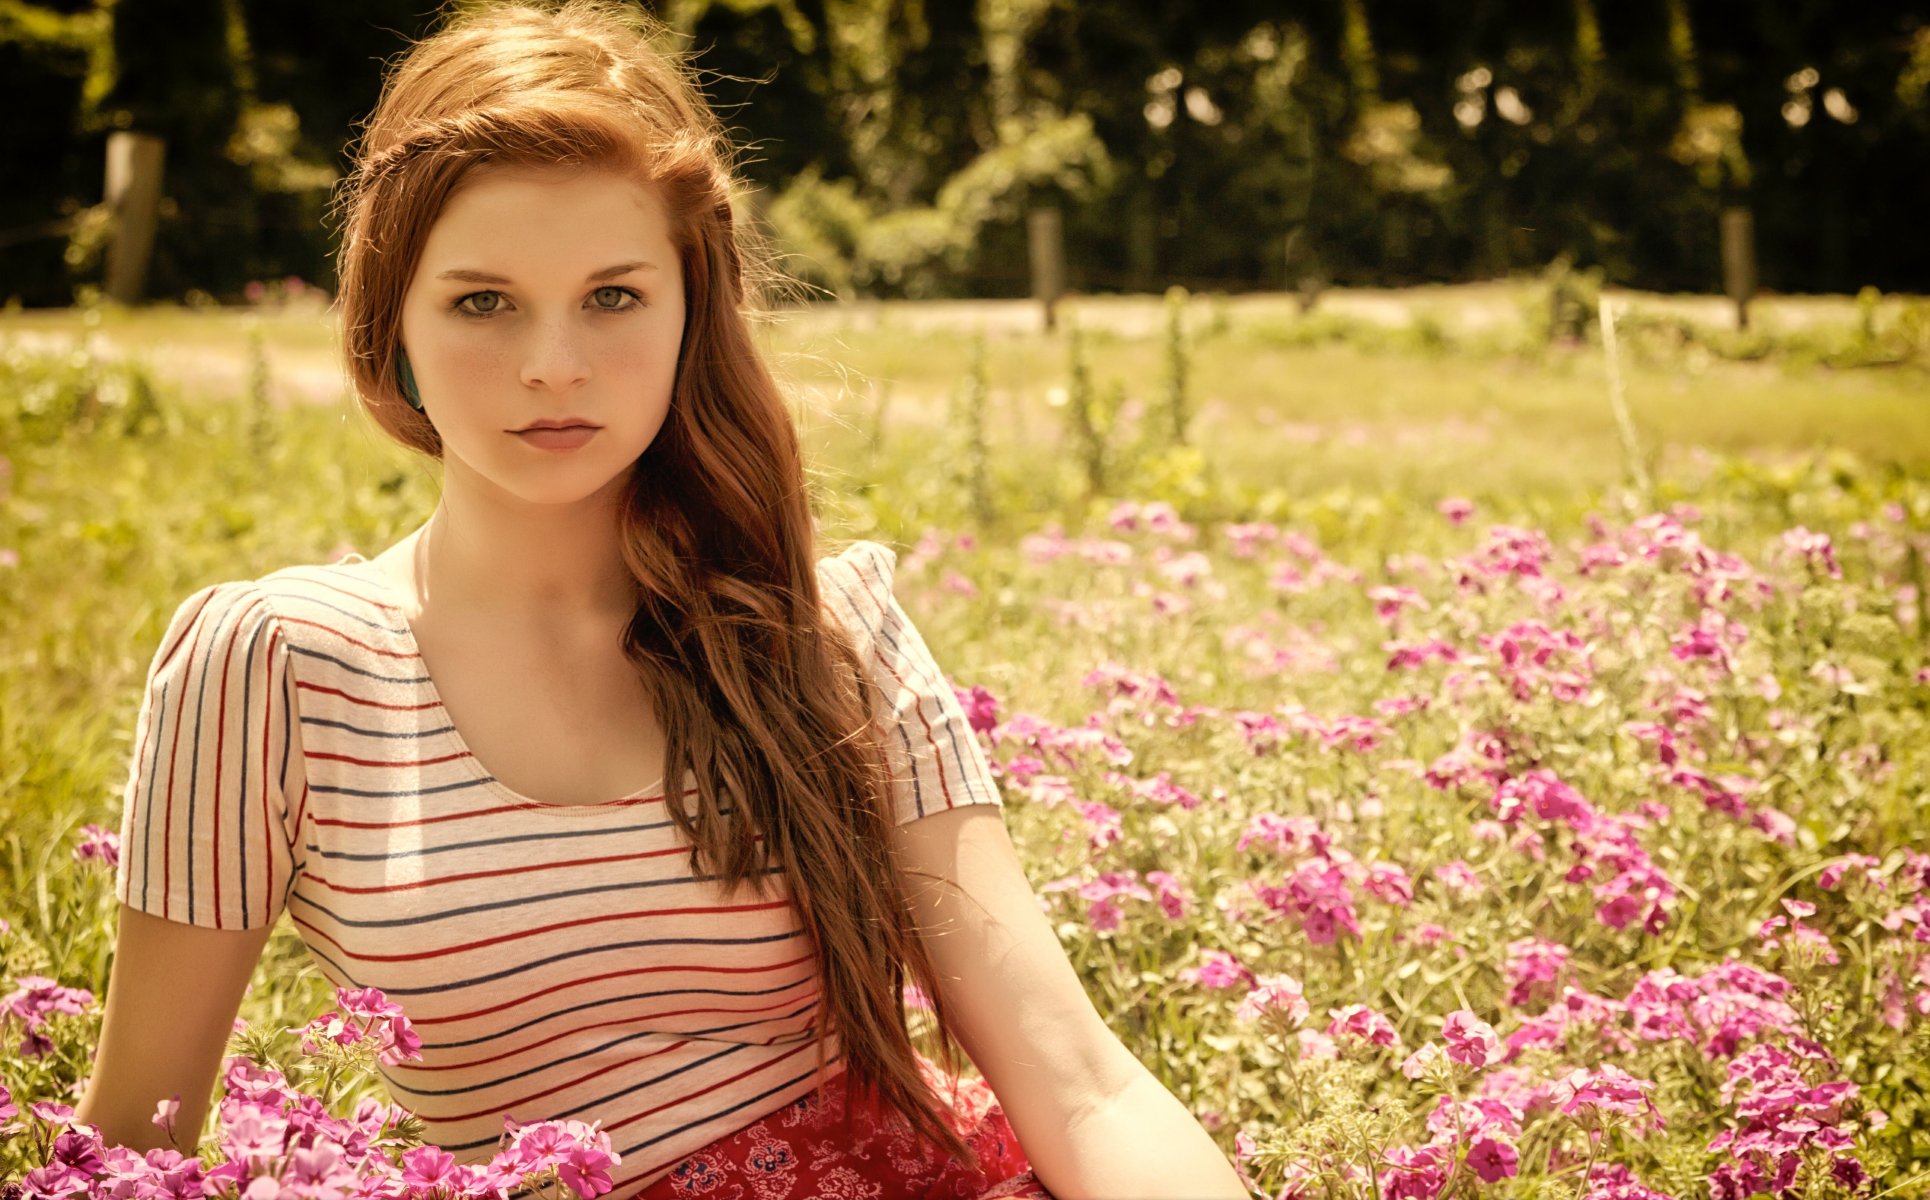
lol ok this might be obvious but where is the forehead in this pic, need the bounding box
[421,164,674,260]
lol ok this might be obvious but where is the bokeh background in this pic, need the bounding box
[4,0,1929,304]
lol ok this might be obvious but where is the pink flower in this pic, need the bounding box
[558,1140,621,1198]
[1817,854,1882,891]
[939,570,979,597]
[953,684,1000,735]
[1363,861,1415,906]
[400,1145,462,1190]
[1558,1064,1662,1129]
[1378,1142,1450,1200]
[1780,526,1842,579]
[1235,974,1309,1027]
[72,824,122,869]
[1465,1136,1519,1183]
[1326,1004,1400,1047]
[1503,937,1571,1010]
[1401,1042,1446,1080]
[1074,800,1123,850]
[1431,860,1483,898]
[1144,870,1192,920]
[499,1116,619,1194]
[285,1140,357,1194]
[1438,497,1476,525]
[1071,871,1152,933]
[1440,1010,1500,1069]
[1179,949,1256,992]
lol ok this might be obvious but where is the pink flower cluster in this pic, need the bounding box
[1081,662,1200,728]
[1224,618,1341,676]
[1476,619,1595,704]
[1579,509,1773,611]
[1556,1063,1662,1131]
[1490,769,1677,934]
[1106,500,1197,540]
[1709,1041,1873,1199]
[1234,975,1310,1027]
[1225,704,1392,757]
[1103,769,1206,811]
[990,711,1133,770]
[1376,1012,1526,1196]
[10,1009,620,1199]
[1018,525,1136,566]
[1450,524,1556,589]
[1041,868,1192,933]
[292,986,425,1068]
[1,975,94,1059]
[1779,525,1843,579]
[1624,960,1802,1058]
[1756,898,1841,966]
[1237,813,1413,945]
[1502,937,1570,1010]
[1325,1003,1400,1048]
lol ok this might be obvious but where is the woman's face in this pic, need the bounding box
[398,164,687,510]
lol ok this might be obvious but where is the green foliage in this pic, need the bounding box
[766,113,1111,298]
[1534,255,1605,345]
[951,332,994,525]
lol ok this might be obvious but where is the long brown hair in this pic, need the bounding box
[328,0,980,1167]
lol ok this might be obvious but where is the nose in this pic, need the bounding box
[518,317,592,393]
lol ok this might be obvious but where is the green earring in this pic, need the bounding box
[397,350,424,411]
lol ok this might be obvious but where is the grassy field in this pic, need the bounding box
[4,282,1927,502]
[1,289,1927,1196]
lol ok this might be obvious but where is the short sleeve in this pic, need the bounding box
[819,540,1004,826]
[115,580,305,931]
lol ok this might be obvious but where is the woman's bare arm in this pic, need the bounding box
[72,904,275,1156]
[892,805,1250,1199]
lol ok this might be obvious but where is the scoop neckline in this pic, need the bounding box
[322,553,668,816]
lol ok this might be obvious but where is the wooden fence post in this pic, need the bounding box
[1028,205,1065,332]
[104,131,167,305]
[1720,206,1756,332]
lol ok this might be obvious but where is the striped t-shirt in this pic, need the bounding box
[112,538,1005,1196]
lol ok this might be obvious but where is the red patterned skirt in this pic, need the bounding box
[635,1056,1055,1199]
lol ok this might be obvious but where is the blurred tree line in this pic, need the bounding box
[3,0,1926,306]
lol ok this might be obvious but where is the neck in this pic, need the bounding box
[410,472,640,631]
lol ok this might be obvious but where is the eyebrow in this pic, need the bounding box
[436,262,660,285]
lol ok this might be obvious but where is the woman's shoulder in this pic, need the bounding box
[815,538,902,652]
[150,556,404,665]
[815,538,898,593]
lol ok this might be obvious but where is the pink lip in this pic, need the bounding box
[513,426,599,451]
[515,418,600,432]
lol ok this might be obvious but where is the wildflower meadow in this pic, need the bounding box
[1,290,1927,1198]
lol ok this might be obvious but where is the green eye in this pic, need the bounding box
[456,292,502,315]
[592,286,638,309]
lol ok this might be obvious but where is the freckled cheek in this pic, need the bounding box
[420,328,511,392]
[455,345,517,387]
[608,327,685,404]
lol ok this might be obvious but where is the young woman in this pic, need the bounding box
[74,3,1249,1196]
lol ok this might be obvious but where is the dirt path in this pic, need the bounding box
[0,284,1893,405]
